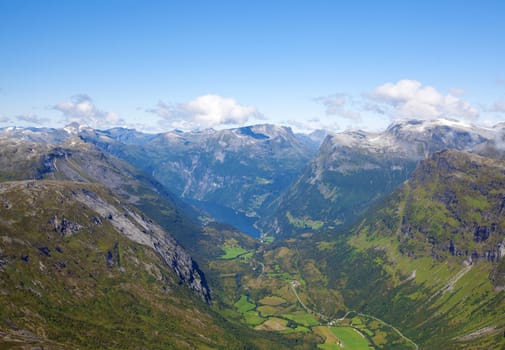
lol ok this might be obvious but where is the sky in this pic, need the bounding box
[0,0,504,133]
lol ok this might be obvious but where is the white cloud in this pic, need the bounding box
[370,79,479,120]
[16,113,49,125]
[314,93,361,121]
[54,94,124,129]
[0,114,10,123]
[362,102,387,115]
[148,94,263,130]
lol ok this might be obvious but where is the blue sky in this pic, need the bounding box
[1,0,504,132]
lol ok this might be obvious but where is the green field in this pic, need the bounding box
[330,327,370,349]
[220,245,250,259]
[234,295,255,313]
[259,295,287,306]
[281,326,311,334]
[244,311,265,325]
[283,313,319,327]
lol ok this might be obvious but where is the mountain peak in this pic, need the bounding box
[232,124,291,139]
[385,118,482,134]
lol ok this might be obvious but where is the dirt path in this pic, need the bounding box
[355,312,419,350]
[289,281,327,320]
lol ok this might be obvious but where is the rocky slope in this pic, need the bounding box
[260,119,494,237]
[0,181,218,348]
[393,150,505,263]
[0,132,218,298]
[1,180,210,300]
[0,134,207,256]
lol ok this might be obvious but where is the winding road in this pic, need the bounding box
[290,281,419,350]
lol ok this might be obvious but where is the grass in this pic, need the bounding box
[243,311,265,326]
[281,326,311,334]
[234,295,255,314]
[257,305,283,317]
[330,327,370,349]
[313,326,340,349]
[220,246,250,259]
[259,295,287,306]
[282,313,319,327]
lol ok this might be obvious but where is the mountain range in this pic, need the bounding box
[1,118,505,349]
[260,119,494,237]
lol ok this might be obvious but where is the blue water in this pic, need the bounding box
[191,200,261,238]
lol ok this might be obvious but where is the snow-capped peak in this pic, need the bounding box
[63,122,90,135]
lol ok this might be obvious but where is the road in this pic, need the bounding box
[290,280,419,350]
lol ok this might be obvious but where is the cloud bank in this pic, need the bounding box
[148,94,263,130]
[54,94,124,129]
[16,113,49,125]
[0,114,10,123]
[370,79,479,120]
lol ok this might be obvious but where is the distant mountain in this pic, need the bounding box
[472,122,505,159]
[294,129,328,150]
[81,124,319,236]
[97,126,158,145]
[0,125,77,144]
[260,119,494,237]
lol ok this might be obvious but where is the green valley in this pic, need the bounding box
[1,123,505,349]
[2,2,505,348]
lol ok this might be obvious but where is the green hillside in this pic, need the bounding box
[301,150,505,348]
[0,180,317,349]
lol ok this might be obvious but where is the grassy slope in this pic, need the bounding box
[305,151,505,349]
[0,181,305,349]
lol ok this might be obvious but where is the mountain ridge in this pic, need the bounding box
[259,118,497,237]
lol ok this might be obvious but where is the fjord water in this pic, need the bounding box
[190,199,262,238]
